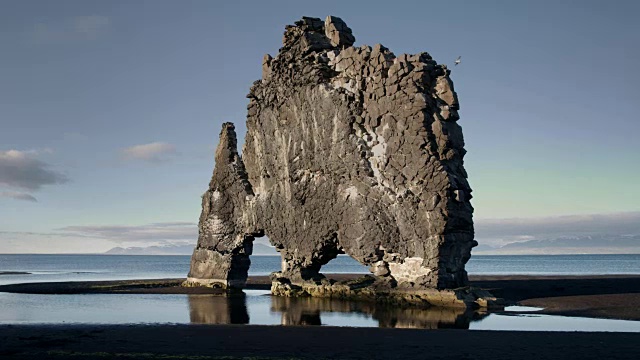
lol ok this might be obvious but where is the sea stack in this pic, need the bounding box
[186,16,487,307]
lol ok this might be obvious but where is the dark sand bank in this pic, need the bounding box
[0,274,361,294]
[0,278,226,294]
[0,272,30,275]
[1,324,639,360]
[470,275,640,320]
[1,275,640,320]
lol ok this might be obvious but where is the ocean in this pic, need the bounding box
[1,254,640,286]
[1,254,639,331]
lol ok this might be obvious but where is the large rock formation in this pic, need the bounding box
[187,16,477,297]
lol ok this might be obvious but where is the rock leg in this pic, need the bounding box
[184,123,255,289]
[272,237,342,285]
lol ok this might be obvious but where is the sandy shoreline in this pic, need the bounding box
[470,275,640,320]
[1,275,639,359]
[0,272,30,275]
[1,274,639,320]
[1,324,639,359]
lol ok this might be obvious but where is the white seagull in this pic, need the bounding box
[454,56,461,66]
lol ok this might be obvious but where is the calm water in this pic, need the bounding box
[0,290,638,332]
[1,254,639,331]
[1,254,639,286]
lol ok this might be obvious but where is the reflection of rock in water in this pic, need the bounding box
[270,297,321,326]
[271,296,484,329]
[373,307,483,329]
[189,294,249,324]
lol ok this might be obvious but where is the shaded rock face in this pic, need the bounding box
[187,16,475,290]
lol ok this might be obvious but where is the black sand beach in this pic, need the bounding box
[0,272,30,275]
[1,324,639,359]
[470,275,640,320]
[1,275,639,359]
[2,274,639,320]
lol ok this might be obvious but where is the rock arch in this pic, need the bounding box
[186,16,476,293]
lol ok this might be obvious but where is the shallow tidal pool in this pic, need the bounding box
[0,290,638,332]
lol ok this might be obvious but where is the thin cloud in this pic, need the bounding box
[0,191,37,202]
[31,15,110,44]
[63,132,89,142]
[0,222,197,253]
[148,221,197,227]
[0,230,94,239]
[476,212,640,238]
[0,149,68,192]
[475,211,640,248]
[73,15,110,38]
[18,148,54,156]
[0,231,112,254]
[121,142,177,162]
[58,222,197,244]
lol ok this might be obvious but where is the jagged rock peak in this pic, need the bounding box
[215,122,238,162]
[324,16,355,47]
[280,15,355,56]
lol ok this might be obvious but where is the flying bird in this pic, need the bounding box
[454,56,461,66]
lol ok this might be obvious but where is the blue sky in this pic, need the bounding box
[1,0,639,253]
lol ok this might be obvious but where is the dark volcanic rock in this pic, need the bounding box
[187,16,476,292]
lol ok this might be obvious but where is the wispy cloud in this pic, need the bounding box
[0,222,197,253]
[63,132,89,142]
[58,222,197,244]
[120,142,177,163]
[476,212,640,238]
[0,191,37,202]
[0,150,68,201]
[0,230,91,238]
[475,211,640,251]
[0,231,110,254]
[73,15,110,37]
[31,15,110,44]
[16,148,54,156]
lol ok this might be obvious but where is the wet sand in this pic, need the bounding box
[1,324,639,359]
[0,272,30,275]
[470,275,640,320]
[1,274,639,320]
[1,275,639,359]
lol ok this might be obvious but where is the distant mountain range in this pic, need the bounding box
[104,243,279,256]
[104,244,194,255]
[105,234,639,256]
[473,234,640,255]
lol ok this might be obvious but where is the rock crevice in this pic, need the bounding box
[187,16,477,297]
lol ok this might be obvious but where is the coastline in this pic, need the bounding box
[1,275,639,359]
[0,272,30,275]
[470,275,640,320]
[1,324,639,359]
[1,274,639,321]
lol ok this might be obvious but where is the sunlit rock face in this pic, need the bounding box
[186,16,475,291]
